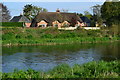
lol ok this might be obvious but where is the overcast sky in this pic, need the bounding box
[1,1,105,18]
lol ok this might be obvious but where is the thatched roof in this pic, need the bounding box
[10,15,31,23]
[31,12,82,27]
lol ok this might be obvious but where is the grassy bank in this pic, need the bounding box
[2,27,120,46]
[2,60,120,78]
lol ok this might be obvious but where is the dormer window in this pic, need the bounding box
[37,20,48,27]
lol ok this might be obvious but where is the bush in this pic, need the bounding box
[25,34,33,39]
[41,34,53,38]
[2,60,120,78]
[2,32,15,40]
[2,27,120,46]
[15,34,23,39]
[1,22,24,27]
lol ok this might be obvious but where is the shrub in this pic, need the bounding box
[2,61,120,78]
[41,34,53,38]
[25,34,33,39]
[2,27,120,46]
[2,32,15,40]
[1,22,23,27]
[15,34,22,39]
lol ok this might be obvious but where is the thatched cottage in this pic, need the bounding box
[30,10,83,27]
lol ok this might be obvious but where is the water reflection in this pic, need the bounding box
[2,42,120,73]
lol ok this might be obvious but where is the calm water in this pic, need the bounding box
[2,42,120,73]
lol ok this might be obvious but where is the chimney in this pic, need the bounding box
[20,13,23,16]
[56,8,60,12]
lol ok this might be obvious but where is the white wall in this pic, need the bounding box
[83,27,100,30]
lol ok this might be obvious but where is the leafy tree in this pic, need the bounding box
[84,11,92,19]
[112,0,119,2]
[106,0,119,2]
[91,4,103,26]
[83,11,96,26]
[77,13,84,17]
[101,1,120,26]
[23,4,32,20]
[0,3,11,22]
[92,4,101,18]
[23,4,48,20]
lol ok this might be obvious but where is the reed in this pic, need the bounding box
[2,60,120,78]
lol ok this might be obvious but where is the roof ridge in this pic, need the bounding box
[38,12,76,14]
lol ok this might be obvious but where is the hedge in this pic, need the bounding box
[0,22,24,27]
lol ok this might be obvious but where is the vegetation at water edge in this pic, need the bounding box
[2,60,120,78]
[2,27,120,46]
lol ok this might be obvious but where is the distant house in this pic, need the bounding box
[10,15,31,27]
[30,10,83,27]
[80,16,91,27]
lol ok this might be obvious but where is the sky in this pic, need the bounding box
[2,1,105,18]
[1,0,106,2]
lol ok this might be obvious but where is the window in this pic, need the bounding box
[63,23,69,27]
[39,24,46,27]
[54,24,58,27]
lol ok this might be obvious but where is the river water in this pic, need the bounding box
[2,42,120,73]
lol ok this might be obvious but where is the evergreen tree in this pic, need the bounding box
[0,3,11,22]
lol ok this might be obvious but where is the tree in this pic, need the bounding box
[77,13,84,17]
[106,0,119,2]
[84,11,92,19]
[92,4,101,18]
[23,4,48,20]
[91,4,103,26]
[0,3,11,22]
[83,11,97,26]
[101,1,120,26]
[112,0,119,2]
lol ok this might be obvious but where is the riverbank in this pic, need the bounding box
[2,60,120,78]
[2,27,120,46]
[2,37,120,46]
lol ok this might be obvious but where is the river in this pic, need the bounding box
[2,41,120,73]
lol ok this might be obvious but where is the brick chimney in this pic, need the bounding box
[20,13,23,16]
[56,8,60,12]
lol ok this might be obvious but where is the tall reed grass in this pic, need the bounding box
[2,60,120,78]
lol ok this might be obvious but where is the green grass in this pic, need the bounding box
[2,60,120,78]
[2,27,120,46]
[2,37,119,46]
